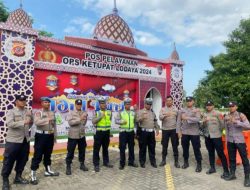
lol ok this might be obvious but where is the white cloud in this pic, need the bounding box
[63,26,78,34]
[71,0,250,47]
[64,88,76,94]
[102,84,116,92]
[133,30,162,46]
[63,17,95,35]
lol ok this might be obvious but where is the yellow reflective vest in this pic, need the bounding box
[96,110,111,130]
[120,111,135,130]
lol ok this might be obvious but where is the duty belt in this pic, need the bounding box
[36,129,54,134]
[96,126,110,131]
[120,129,134,132]
[141,128,154,132]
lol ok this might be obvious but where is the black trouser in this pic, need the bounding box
[227,142,250,175]
[205,136,228,171]
[1,138,30,178]
[93,130,110,167]
[139,131,156,165]
[66,137,87,165]
[181,134,202,162]
[161,129,179,161]
[31,133,54,171]
[119,131,135,166]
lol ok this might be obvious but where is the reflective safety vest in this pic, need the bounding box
[120,111,135,130]
[96,110,111,130]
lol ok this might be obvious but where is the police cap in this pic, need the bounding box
[98,96,106,104]
[205,100,214,106]
[124,98,132,104]
[228,101,237,107]
[186,96,194,102]
[15,94,27,101]
[40,97,51,102]
[75,99,82,105]
[145,98,153,105]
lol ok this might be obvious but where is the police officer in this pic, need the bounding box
[65,99,88,175]
[92,97,113,172]
[136,98,160,168]
[30,97,59,185]
[115,98,138,170]
[1,94,33,190]
[224,101,250,187]
[159,96,180,168]
[177,96,202,172]
[202,101,229,178]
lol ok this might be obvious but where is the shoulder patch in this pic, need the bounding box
[240,113,247,121]
[35,111,42,117]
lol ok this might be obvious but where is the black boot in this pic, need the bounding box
[66,164,71,175]
[224,170,236,181]
[13,173,29,184]
[94,165,100,172]
[80,163,88,171]
[206,167,216,175]
[2,177,10,190]
[195,162,202,173]
[151,162,157,168]
[119,165,125,170]
[30,170,38,185]
[221,169,230,179]
[182,160,189,169]
[174,158,180,168]
[103,163,113,168]
[128,163,138,168]
[244,174,250,187]
[159,160,166,167]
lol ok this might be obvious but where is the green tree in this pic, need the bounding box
[194,18,250,117]
[0,1,9,22]
[38,30,53,37]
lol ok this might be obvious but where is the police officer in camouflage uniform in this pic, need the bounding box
[65,99,88,175]
[115,98,138,170]
[159,96,180,168]
[1,94,33,190]
[177,96,202,172]
[30,97,59,185]
[92,97,113,172]
[136,98,160,168]
[224,101,250,187]
[202,100,229,178]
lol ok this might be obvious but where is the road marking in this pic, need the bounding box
[165,164,175,190]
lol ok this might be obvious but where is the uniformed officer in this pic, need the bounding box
[1,94,33,190]
[224,101,250,187]
[65,99,88,175]
[177,96,202,172]
[115,98,138,170]
[159,96,180,168]
[136,98,160,168]
[201,101,229,178]
[30,97,59,185]
[92,97,113,172]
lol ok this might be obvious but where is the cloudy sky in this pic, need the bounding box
[4,0,250,95]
